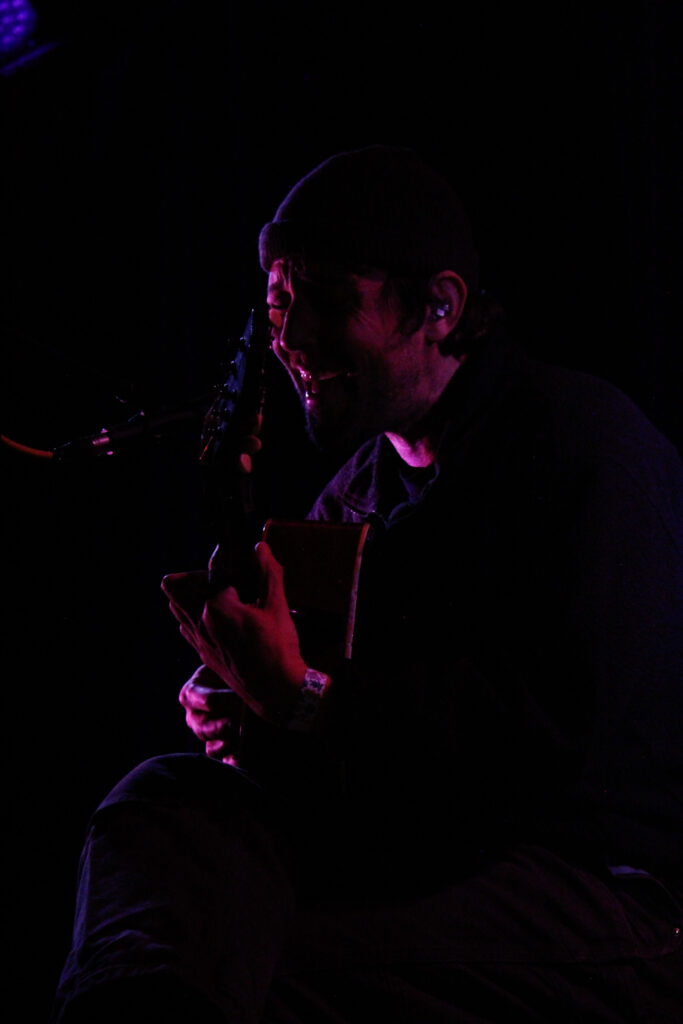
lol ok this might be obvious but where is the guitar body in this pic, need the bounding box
[262,518,369,669]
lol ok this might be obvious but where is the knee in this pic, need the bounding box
[94,753,264,815]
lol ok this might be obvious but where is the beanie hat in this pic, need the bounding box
[258,145,479,292]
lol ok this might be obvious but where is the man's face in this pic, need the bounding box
[267,258,443,454]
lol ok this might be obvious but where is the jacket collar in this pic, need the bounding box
[336,329,523,519]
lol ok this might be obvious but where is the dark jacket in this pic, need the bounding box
[305,332,683,889]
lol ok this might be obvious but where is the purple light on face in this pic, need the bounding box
[0,0,37,54]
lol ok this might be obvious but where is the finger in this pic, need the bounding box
[254,541,289,613]
[207,548,251,601]
[180,680,238,714]
[168,602,197,633]
[161,570,210,600]
[202,586,244,637]
[161,571,210,620]
[178,622,204,652]
[242,433,262,455]
[180,675,220,711]
[181,684,233,710]
[196,645,245,695]
[186,664,226,690]
[200,716,235,739]
[206,739,233,760]
[186,712,235,740]
[249,411,264,436]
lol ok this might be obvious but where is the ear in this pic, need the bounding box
[423,271,468,343]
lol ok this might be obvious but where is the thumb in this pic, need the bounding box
[254,541,289,613]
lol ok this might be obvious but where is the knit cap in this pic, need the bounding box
[258,145,479,291]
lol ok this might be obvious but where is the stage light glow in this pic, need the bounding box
[0,0,37,55]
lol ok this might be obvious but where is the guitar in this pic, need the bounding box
[199,309,368,781]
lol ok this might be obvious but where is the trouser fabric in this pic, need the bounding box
[51,754,683,1024]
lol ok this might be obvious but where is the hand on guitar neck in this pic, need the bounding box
[163,516,369,771]
[161,539,308,728]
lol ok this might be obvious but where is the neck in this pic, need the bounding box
[384,432,437,467]
[384,352,468,467]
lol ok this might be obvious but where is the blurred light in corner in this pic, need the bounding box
[0,0,37,53]
[0,0,59,75]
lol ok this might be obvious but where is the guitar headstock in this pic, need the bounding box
[199,307,269,474]
[199,306,270,594]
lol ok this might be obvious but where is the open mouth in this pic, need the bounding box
[299,368,354,397]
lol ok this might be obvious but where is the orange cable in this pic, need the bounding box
[1,434,55,459]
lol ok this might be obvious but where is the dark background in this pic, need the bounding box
[2,2,681,1017]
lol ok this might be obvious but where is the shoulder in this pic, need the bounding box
[521,354,680,475]
[437,336,682,545]
[512,352,683,543]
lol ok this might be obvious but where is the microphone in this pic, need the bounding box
[51,396,209,461]
[8,309,267,463]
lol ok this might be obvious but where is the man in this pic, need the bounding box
[52,146,682,1023]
